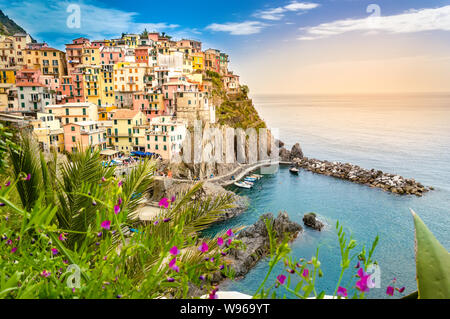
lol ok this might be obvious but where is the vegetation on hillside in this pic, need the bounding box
[205,71,266,130]
[0,10,27,36]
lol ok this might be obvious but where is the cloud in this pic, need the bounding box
[254,1,319,21]
[206,21,268,35]
[2,0,178,43]
[298,5,450,40]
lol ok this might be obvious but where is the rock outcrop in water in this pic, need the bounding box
[303,213,324,231]
[292,157,430,197]
[223,212,302,278]
[279,143,304,162]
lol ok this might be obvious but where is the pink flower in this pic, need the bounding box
[386,286,395,296]
[170,196,176,202]
[277,274,286,285]
[209,288,219,299]
[226,229,234,237]
[217,237,224,246]
[198,242,209,253]
[6,239,12,245]
[101,177,106,182]
[118,181,123,187]
[302,269,309,278]
[168,258,179,272]
[11,247,17,253]
[159,197,169,208]
[24,174,31,181]
[114,205,121,214]
[118,197,123,205]
[51,248,59,255]
[58,233,67,241]
[101,220,111,230]
[355,268,371,293]
[41,270,51,277]
[227,238,233,246]
[5,181,11,187]
[169,246,180,256]
[337,286,347,297]
[396,287,405,293]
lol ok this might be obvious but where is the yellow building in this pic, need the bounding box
[0,33,32,68]
[82,47,101,65]
[109,109,147,154]
[98,105,117,121]
[30,112,65,153]
[25,46,67,79]
[0,68,16,84]
[81,65,115,106]
[113,62,146,93]
[192,52,205,72]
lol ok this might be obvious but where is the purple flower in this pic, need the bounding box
[51,248,59,255]
[217,237,224,246]
[163,218,171,223]
[199,275,205,281]
[277,274,286,285]
[92,200,97,206]
[11,247,17,253]
[287,268,295,274]
[114,205,121,215]
[101,176,106,182]
[97,232,102,237]
[337,286,347,297]
[41,270,51,277]
[396,287,405,293]
[170,196,176,202]
[198,242,209,253]
[118,197,123,205]
[167,277,175,282]
[355,268,371,293]
[118,181,123,187]
[386,286,394,296]
[5,181,11,187]
[221,251,227,256]
[302,269,309,278]
[0,203,5,207]
[169,258,179,272]
[116,295,122,299]
[6,239,12,245]
[226,229,234,237]
[58,233,67,241]
[101,220,111,230]
[159,197,169,208]
[355,261,360,268]
[209,288,219,299]
[24,173,31,181]
[219,265,224,270]
[169,246,180,256]
[153,220,159,225]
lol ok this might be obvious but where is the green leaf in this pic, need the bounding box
[411,209,450,299]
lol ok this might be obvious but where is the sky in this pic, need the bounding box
[3,0,450,94]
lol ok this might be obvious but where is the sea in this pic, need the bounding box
[207,93,450,299]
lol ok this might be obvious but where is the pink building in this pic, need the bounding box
[162,77,198,115]
[100,46,125,65]
[63,120,107,153]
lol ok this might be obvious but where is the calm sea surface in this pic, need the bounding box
[208,93,450,298]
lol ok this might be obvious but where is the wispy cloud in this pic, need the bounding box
[2,0,178,43]
[298,5,450,40]
[206,21,268,35]
[254,1,319,21]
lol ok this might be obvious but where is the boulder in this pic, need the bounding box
[302,212,324,231]
[290,143,304,160]
[226,212,302,277]
[279,147,291,162]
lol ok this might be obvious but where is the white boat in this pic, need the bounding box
[289,167,299,175]
[243,180,254,186]
[251,174,263,178]
[234,181,252,189]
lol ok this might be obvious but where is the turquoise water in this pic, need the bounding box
[209,94,450,298]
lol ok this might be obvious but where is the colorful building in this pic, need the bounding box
[63,120,107,153]
[145,116,187,160]
[109,109,147,154]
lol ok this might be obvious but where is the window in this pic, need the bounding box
[72,136,76,142]
[71,126,75,131]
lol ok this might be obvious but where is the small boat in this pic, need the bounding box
[243,180,254,186]
[289,167,299,175]
[248,174,262,180]
[244,177,257,182]
[251,174,263,178]
[234,181,252,189]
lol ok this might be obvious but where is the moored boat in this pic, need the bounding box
[289,167,299,175]
[234,181,252,189]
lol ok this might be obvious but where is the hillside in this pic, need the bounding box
[0,10,28,36]
[205,71,266,130]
